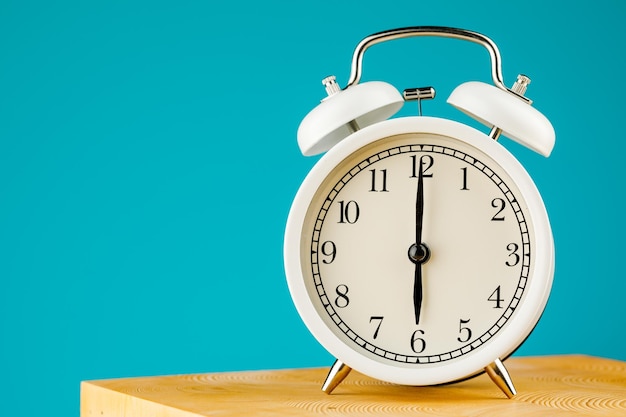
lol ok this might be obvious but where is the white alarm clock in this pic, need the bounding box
[284,27,555,398]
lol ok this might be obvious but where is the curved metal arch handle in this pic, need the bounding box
[344,26,527,102]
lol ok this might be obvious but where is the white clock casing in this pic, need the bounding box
[284,116,554,386]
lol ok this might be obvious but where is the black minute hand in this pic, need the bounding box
[416,160,424,245]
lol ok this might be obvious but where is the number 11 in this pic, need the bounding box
[369,169,388,192]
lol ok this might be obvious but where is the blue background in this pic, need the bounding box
[1,1,624,415]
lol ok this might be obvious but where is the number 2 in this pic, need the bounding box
[491,198,506,221]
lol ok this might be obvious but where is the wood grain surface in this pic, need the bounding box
[80,355,626,416]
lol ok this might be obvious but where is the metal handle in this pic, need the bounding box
[344,26,527,102]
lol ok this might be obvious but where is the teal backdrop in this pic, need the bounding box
[1,1,624,415]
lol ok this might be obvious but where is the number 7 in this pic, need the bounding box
[369,316,384,339]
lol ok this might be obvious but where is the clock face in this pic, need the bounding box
[285,117,553,385]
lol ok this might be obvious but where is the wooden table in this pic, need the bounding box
[81,355,626,416]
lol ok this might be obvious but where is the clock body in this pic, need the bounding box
[284,116,554,386]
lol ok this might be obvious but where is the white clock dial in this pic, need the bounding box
[285,117,553,385]
[303,132,530,362]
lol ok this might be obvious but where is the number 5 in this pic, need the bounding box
[457,318,472,343]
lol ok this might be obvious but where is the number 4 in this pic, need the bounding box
[488,286,504,309]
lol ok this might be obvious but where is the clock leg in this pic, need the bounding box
[485,358,517,399]
[321,359,352,394]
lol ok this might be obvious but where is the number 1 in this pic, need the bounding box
[461,167,469,190]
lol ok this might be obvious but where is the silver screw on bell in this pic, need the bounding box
[511,74,531,97]
[322,75,341,97]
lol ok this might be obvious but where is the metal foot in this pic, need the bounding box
[321,359,352,394]
[485,358,517,399]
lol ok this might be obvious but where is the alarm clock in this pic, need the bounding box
[284,26,555,398]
